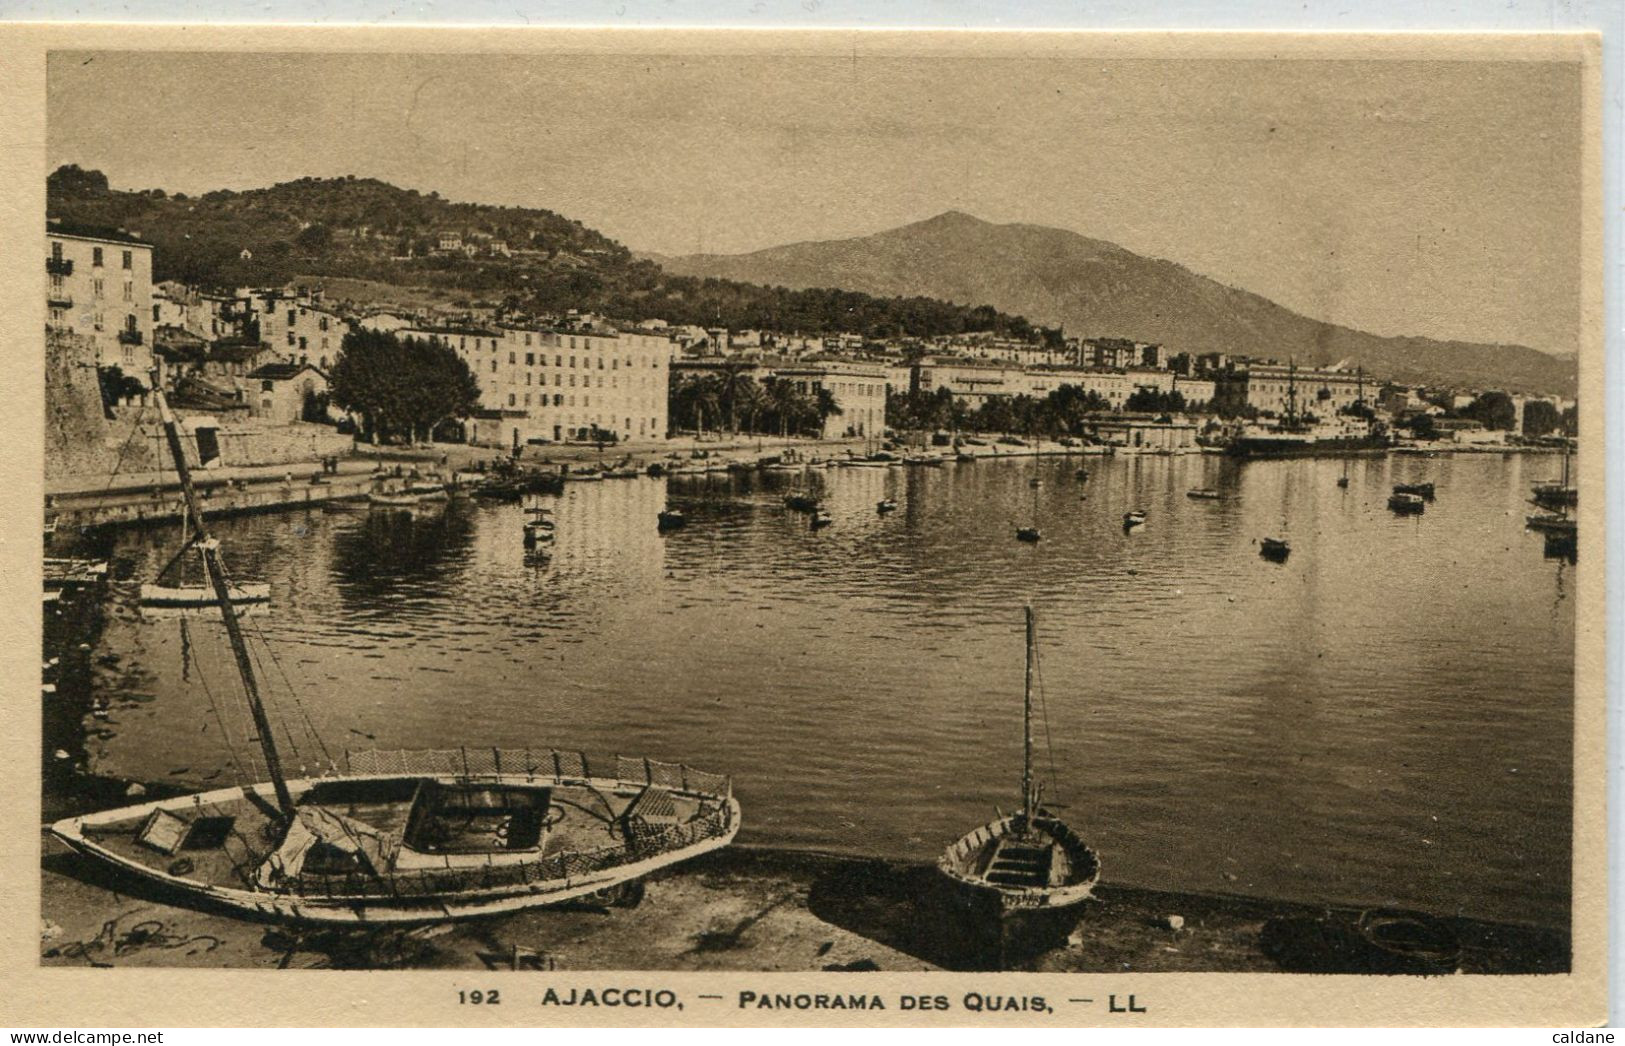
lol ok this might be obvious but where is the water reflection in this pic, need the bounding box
[83,452,1573,929]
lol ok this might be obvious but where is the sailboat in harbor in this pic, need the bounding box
[938,607,1100,924]
[1531,436,1578,510]
[49,373,741,924]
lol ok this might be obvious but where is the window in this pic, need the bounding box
[554,394,563,406]
[319,317,328,331]
[569,374,576,387]
[299,336,307,350]
[569,356,576,368]
[524,333,532,346]
[93,278,104,299]
[92,247,103,267]
[287,332,296,346]
[526,373,531,385]
[508,394,516,407]
[51,242,62,261]
[151,304,160,323]
[288,310,296,327]
[122,281,133,302]
[524,393,531,406]
[525,353,534,366]
[121,250,132,270]
[555,355,562,367]
[491,360,497,373]
[598,358,604,370]
[509,352,516,365]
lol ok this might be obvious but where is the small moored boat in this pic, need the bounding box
[810,510,834,529]
[657,509,687,531]
[876,498,898,514]
[1015,526,1041,543]
[1388,492,1426,514]
[1259,537,1291,561]
[1186,488,1221,501]
[1393,482,1435,500]
[938,607,1100,924]
[1122,510,1147,529]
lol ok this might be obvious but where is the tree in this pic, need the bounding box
[296,223,334,252]
[1400,413,1439,440]
[1461,391,1516,431]
[1124,388,1187,414]
[48,164,109,199]
[97,365,145,415]
[328,329,480,443]
[1522,399,1561,438]
[814,387,842,437]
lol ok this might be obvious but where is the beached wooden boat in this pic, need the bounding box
[49,377,740,925]
[938,608,1100,919]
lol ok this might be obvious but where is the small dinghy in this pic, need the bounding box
[657,508,687,531]
[784,492,820,513]
[1122,510,1148,529]
[810,510,834,529]
[368,490,422,507]
[938,608,1100,925]
[876,498,898,514]
[1186,488,1221,500]
[1393,482,1435,500]
[1015,526,1041,543]
[1388,492,1426,514]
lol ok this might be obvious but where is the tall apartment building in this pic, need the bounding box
[46,220,155,383]
[405,323,677,447]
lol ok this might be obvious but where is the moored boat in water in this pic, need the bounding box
[1259,537,1291,561]
[1389,492,1426,514]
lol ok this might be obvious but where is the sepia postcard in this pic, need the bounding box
[0,24,1606,1028]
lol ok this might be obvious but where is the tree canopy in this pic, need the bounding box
[328,329,480,443]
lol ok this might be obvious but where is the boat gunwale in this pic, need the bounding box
[936,814,1101,908]
[48,769,741,921]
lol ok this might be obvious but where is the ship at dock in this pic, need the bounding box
[1226,362,1390,459]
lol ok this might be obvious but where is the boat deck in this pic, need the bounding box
[76,776,696,894]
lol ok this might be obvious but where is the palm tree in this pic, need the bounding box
[814,387,842,439]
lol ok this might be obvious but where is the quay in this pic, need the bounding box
[38,831,1564,974]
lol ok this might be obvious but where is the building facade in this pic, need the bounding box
[774,361,889,439]
[1215,364,1374,418]
[406,324,677,446]
[46,222,155,383]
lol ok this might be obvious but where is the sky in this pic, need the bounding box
[46,49,1585,355]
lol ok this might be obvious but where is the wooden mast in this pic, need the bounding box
[1022,605,1035,821]
[150,373,295,816]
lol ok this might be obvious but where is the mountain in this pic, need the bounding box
[46,169,1045,340]
[656,211,1577,396]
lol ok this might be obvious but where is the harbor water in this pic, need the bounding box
[77,451,1574,931]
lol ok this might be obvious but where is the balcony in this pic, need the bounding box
[117,329,144,346]
[47,293,73,310]
[45,257,73,277]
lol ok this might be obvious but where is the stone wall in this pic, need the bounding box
[45,329,115,481]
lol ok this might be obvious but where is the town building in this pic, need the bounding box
[1214,363,1375,418]
[773,360,889,439]
[242,362,329,424]
[258,294,350,369]
[1084,413,1200,451]
[46,220,156,383]
[404,323,677,447]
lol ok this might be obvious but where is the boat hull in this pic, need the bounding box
[1226,436,1388,460]
[139,582,271,607]
[937,814,1100,918]
[48,762,740,925]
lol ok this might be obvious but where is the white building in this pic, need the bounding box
[404,323,678,447]
[46,220,156,383]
